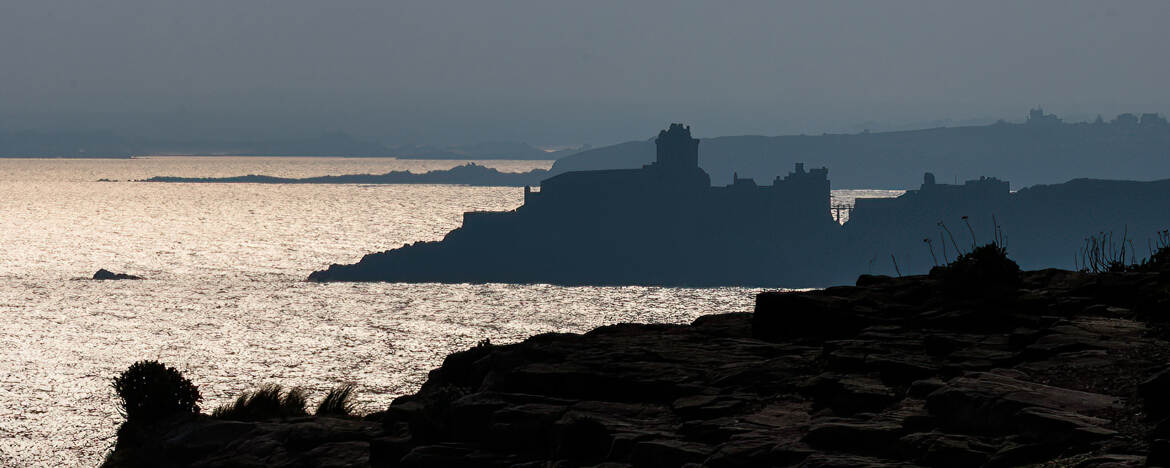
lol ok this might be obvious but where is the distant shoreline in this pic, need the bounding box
[122,162,552,187]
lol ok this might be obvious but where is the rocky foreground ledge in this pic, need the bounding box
[105,268,1170,467]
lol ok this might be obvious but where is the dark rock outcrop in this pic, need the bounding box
[104,269,1170,466]
[93,269,143,280]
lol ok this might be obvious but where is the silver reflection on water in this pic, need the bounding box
[0,157,898,466]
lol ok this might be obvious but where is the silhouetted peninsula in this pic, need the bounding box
[309,123,1170,287]
[137,163,549,187]
[552,110,1170,188]
[310,124,844,287]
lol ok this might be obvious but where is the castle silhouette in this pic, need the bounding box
[310,123,845,286]
[462,124,831,235]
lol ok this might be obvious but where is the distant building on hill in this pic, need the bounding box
[1026,107,1063,126]
[523,123,828,219]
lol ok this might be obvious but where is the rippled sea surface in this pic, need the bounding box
[0,157,900,466]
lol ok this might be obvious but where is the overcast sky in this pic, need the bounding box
[2,0,1167,145]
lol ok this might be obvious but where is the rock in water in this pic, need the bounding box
[93,269,143,280]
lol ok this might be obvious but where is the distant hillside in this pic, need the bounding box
[551,112,1170,189]
[214,132,391,156]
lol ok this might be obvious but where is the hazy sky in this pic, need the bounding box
[2,0,1167,145]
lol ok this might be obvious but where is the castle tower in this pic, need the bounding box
[655,123,699,170]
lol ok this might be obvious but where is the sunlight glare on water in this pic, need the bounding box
[0,157,813,466]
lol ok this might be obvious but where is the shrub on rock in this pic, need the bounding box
[930,243,1021,295]
[112,360,201,422]
[1136,231,1170,273]
[1146,247,1170,272]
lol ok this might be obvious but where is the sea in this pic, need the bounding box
[0,157,901,466]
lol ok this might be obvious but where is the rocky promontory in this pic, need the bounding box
[104,266,1170,466]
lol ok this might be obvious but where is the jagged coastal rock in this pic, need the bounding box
[92,269,143,280]
[106,266,1170,466]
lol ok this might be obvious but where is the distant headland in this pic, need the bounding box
[310,123,1170,287]
[133,163,550,187]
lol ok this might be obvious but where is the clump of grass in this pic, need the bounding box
[1076,228,1169,273]
[315,384,357,416]
[112,360,202,422]
[930,215,1009,267]
[212,384,308,421]
[1077,229,1136,273]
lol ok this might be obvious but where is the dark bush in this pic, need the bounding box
[112,360,201,422]
[1136,229,1170,273]
[212,384,308,420]
[316,384,357,416]
[931,242,1021,295]
[1145,246,1170,272]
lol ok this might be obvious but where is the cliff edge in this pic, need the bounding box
[105,267,1170,467]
